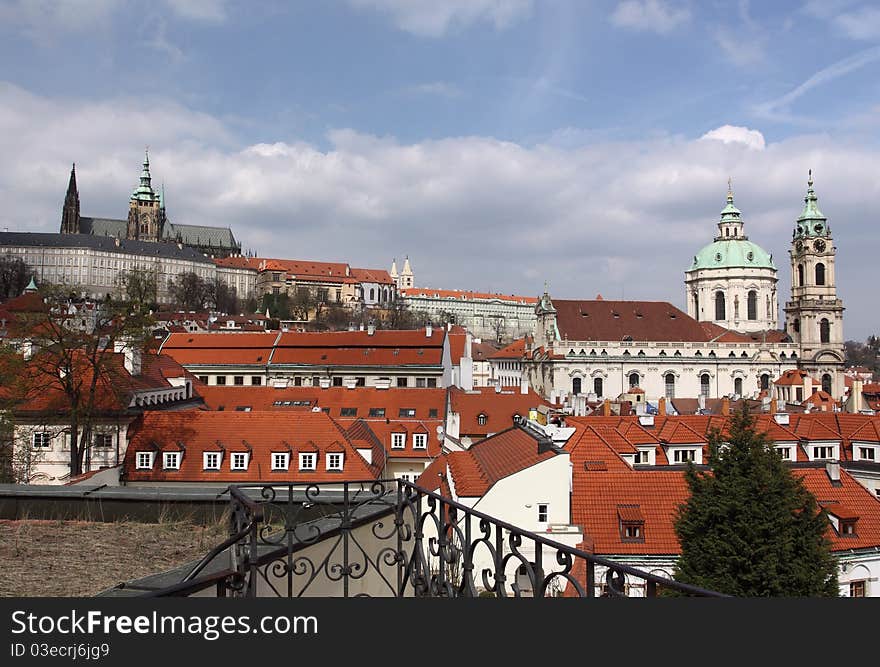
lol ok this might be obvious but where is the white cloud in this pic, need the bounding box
[0,0,121,43]
[348,0,533,37]
[2,83,879,339]
[405,82,463,99]
[701,125,766,151]
[609,0,690,34]
[162,0,227,23]
[833,6,880,40]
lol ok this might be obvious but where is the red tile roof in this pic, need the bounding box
[124,410,377,483]
[350,267,394,284]
[553,300,714,343]
[490,338,526,359]
[449,386,552,437]
[774,369,820,386]
[401,288,538,304]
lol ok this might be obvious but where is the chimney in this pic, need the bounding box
[602,399,611,417]
[721,396,730,416]
[658,396,667,416]
[825,461,840,483]
[426,324,433,338]
[359,323,365,331]
[770,397,778,415]
[124,345,142,376]
[520,379,529,395]
[367,323,375,336]
[851,378,865,412]
[697,393,705,412]
[344,377,357,390]
[804,373,813,399]
[319,377,331,389]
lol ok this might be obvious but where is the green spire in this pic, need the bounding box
[719,177,742,222]
[132,147,159,202]
[795,170,828,237]
[25,276,37,292]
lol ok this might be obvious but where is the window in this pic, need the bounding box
[251,376,262,386]
[234,376,244,386]
[312,376,321,387]
[429,408,438,418]
[815,262,825,286]
[340,407,358,417]
[163,452,180,470]
[271,452,289,471]
[747,290,757,320]
[326,453,343,471]
[714,291,725,321]
[797,264,804,287]
[623,524,642,540]
[427,378,437,388]
[477,413,488,426]
[761,374,770,391]
[628,372,640,388]
[840,520,857,536]
[299,453,316,471]
[294,376,303,387]
[32,432,52,449]
[231,452,248,470]
[812,446,834,460]
[198,375,209,384]
[93,433,113,449]
[136,452,154,469]
[822,374,832,394]
[397,377,408,388]
[537,504,548,523]
[776,447,792,461]
[369,407,385,417]
[356,377,366,387]
[673,449,695,463]
[216,376,227,386]
[413,433,428,449]
[859,447,875,461]
[593,377,603,397]
[203,452,220,470]
[399,408,416,417]
[391,433,406,449]
[850,581,866,597]
[793,318,800,334]
[665,373,675,399]
[734,378,743,396]
[416,378,427,388]
[332,377,343,387]
[700,374,710,398]
[572,377,582,396]
[820,318,830,344]
[634,450,651,465]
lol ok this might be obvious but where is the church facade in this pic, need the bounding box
[60,152,241,259]
[525,178,846,407]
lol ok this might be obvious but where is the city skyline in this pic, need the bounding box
[1,1,879,338]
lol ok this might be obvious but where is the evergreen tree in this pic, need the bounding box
[673,409,838,596]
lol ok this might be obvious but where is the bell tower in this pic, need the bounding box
[126,149,165,242]
[783,172,845,398]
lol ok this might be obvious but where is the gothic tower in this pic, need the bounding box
[60,163,80,235]
[783,172,845,398]
[126,149,165,242]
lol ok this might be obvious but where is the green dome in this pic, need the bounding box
[690,239,775,271]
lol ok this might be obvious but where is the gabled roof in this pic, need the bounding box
[448,386,552,437]
[490,338,526,359]
[552,300,714,343]
[400,288,537,304]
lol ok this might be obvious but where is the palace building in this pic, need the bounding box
[525,177,846,407]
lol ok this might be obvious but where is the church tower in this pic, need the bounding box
[126,150,165,242]
[60,163,80,235]
[400,256,414,289]
[783,172,845,398]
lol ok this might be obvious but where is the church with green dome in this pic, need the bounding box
[685,184,779,333]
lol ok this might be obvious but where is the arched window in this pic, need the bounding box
[714,291,726,321]
[820,318,830,344]
[816,263,825,286]
[369,288,375,301]
[734,378,743,396]
[629,372,640,388]
[798,264,804,287]
[593,377,603,397]
[760,374,770,391]
[693,293,699,316]
[700,374,710,398]
[747,291,757,321]
[793,318,800,334]
[572,377,582,396]
[477,413,487,426]
[665,373,675,399]
[822,374,832,394]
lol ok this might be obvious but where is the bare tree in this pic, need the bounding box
[117,267,158,313]
[0,255,32,299]
[170,272,213,311]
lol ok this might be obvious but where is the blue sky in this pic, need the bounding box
[1,0,879,338]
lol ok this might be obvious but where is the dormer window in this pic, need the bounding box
[162,452,181,470]
[857,446,876,461]
[618,505,645,543]
[271,452,290,471]
[391,433,406,449]
[203,452,221,470]
[811,445,836,461]
[299,452,316,471]
[230,452,249,471]
[477,413,488,426]
[413,433,428,449]
[776,446,793,461]
[340,407,357,417]
[840,520,857,536]
[326,453,343,471]
[399,408,416,417]
[136,452,154,469]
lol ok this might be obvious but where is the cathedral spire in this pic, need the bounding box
[61,162,80,235]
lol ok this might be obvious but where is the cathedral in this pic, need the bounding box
[60,151,241,258]
[526,176,846,406]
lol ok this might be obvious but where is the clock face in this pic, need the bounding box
[814,239,826,252]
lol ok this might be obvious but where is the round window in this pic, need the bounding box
[715,252,722,262]
[814,223,824,234]
[747,251,754,261]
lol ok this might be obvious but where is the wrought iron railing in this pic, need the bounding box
[169,479,726,598]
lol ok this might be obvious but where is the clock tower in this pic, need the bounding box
[783,172,845,398]
[126,149,165,242]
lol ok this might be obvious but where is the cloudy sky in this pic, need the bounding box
[1,0,879,338]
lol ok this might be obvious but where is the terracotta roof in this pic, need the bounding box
[774,369,820,387]
[447,330,467,365]
[353,419,443,459]
[448,386,552,437]
[350,267,394,284]
[415,456,448,493]
[490,338,526,359]
[445,427,558,496]
[401,288,537,304]
[471,341,499,362]
[552,300,715,342]
[124,410,376,483]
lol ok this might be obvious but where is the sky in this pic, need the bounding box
[1,0,879,339]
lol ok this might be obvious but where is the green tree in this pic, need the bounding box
[170,272,213,311]
[673,409,839,597]
[0,255,32,299]
[117,267,158,313]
